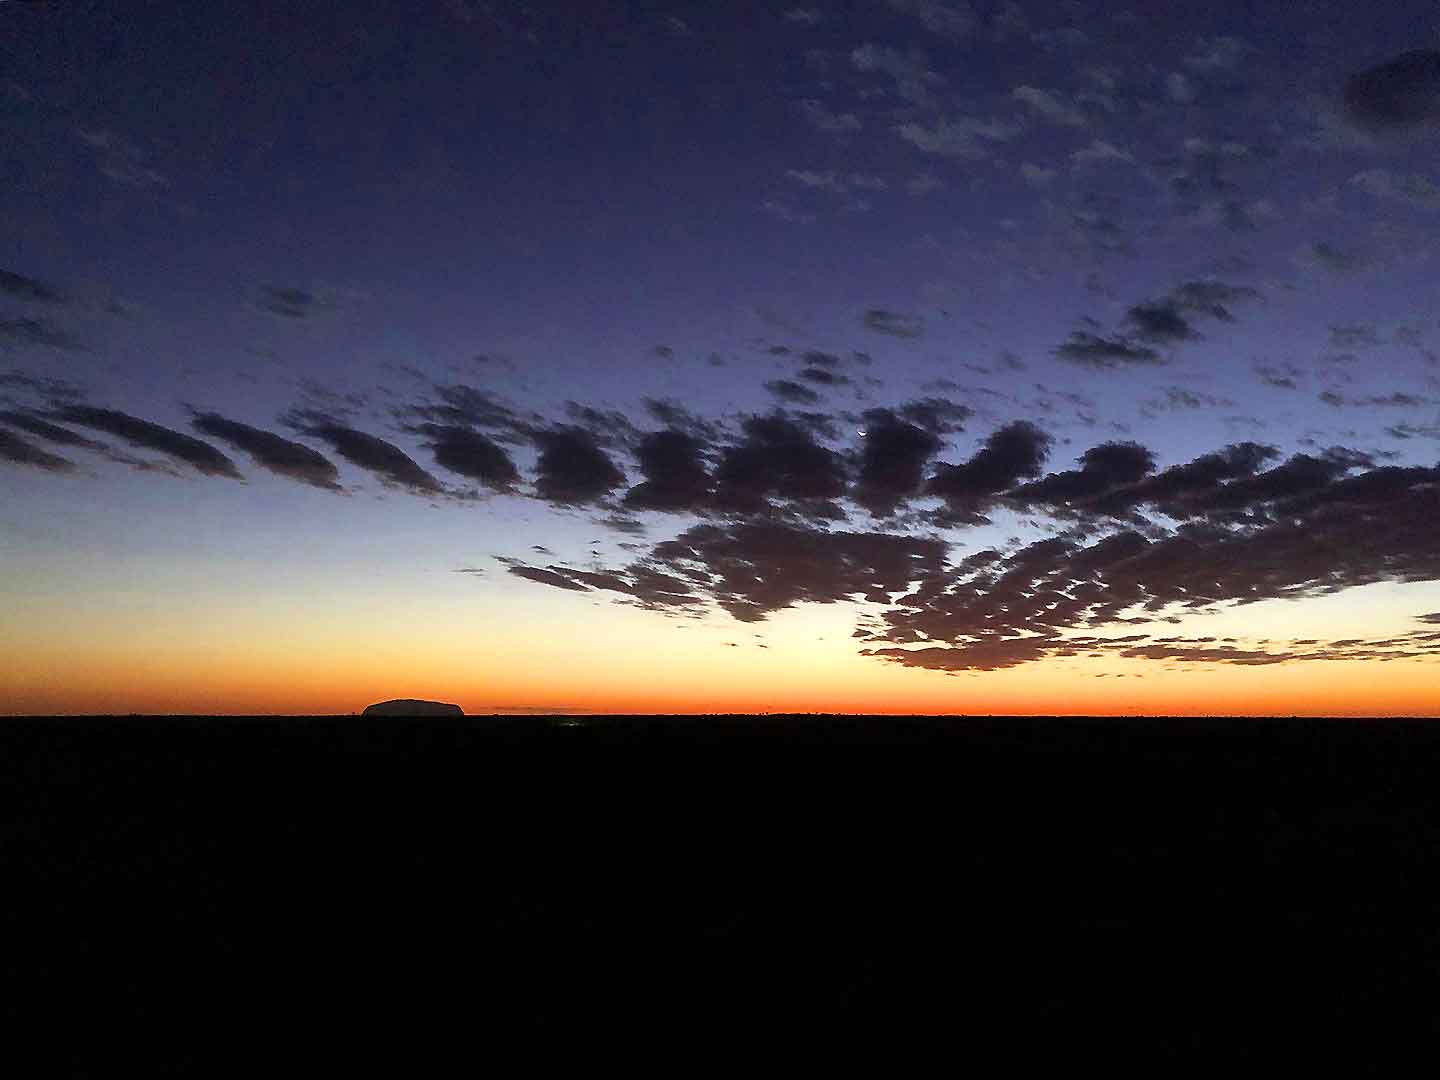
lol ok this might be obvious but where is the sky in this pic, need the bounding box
[3,0,1440,716]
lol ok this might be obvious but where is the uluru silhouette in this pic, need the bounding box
[361,699,464,717]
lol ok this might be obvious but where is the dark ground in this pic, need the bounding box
[5,713,1439,1071]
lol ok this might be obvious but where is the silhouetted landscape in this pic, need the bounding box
[7,713,1440,1069]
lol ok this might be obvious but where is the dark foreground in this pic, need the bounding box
[6,713,1439,1070]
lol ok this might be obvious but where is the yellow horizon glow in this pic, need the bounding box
[5,587,1438,716]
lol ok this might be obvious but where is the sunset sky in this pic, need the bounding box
[3,0,1440,715]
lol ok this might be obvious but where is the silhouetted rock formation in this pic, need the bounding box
[361,699,464,717]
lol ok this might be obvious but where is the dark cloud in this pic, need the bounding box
[417,424,520,490]
[1091,442,1279,516]
[1255,362,1303,389]
[927,421,1052,504]
[1330,323,1381,349]
[1122,280,1260,345]
[798,367,850,386]
[56,406,242,478]
[1387,422,1440,440]
[897,397,972,434]
[533,426,625,505]
[1418,613,1440,624]
[0,269,64,305]
[0,411,107,450]
[713,413,847,516]
[871,456,1440,671]
[1309,242,1362,273]
[764,379,822,405]
[1344,49,1440,130]
[508,560,702,611]
[648,522,949,622]
[191,412,343,491]
[1125,300,1198,344]
[641,398,722,441]
[259,286,319,319]
[507,565,590,591]
[0,427,74,473]
[798,349,844,368]
[624,429,712,512]
[0,317,82,351]
[862,309,925,338]
[1055,331,1161,368]
[1320,390,1429,408]
[564,403,640,447]
[410,384,530,440]
[854,408,942,516]
[1009,441,1156,506]
[0,371,86,404]
[289,413,444,494]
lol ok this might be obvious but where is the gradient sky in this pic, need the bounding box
[3,0,1440,715]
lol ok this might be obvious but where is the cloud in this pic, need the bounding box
[564,403,641,448]
[650,522,949,622]
[191,412,343,491]
[1321,391,1431,408]
[799,367,850,387]
[258,286,324,319]
[0,317,82,351]
[1307,241,1363,273]
[713,413,847,516]
[926,420,1052,505]
[1387,422,1440,440]
[906,172,944,195]
[798,99,861,133]
[56,406,242,478]
[1020,162,1056,186]
[416,424,520,490]
[783,8,823,25]
[1055,331,1162,368]
[765,379,822,405]
[895,115,1019,158]
[0,427,74,473]
[785,169,889,194]
[0,411,107,450]
[1184,36,1252,72]
[1009,441,1156,507]
[1125,301,1199,345]
[1344,49,1440,130]
[886,0,975,38]
[854,408,943,516]
[1349,169,1440,210]
[75,129,167,188]
[507,565,590,592]
[1013,86,1087,127]
[1166,72,1195,104]
[1254,363,1303,389]
[533,426,625,505]
[863,309,925,338]
[897,398,973,434]
[411,383,530,438]
[1070,140,1134,167]
[641,398,722,441]
[0,269,65,305]
[1067,280,1259,361]
[289,413,444,494]
[872,454,1440,671]
[624,429,713,512]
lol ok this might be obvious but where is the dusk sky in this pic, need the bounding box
[3,0,1440,715]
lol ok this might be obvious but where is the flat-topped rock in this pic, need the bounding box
[362,699,464,717]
